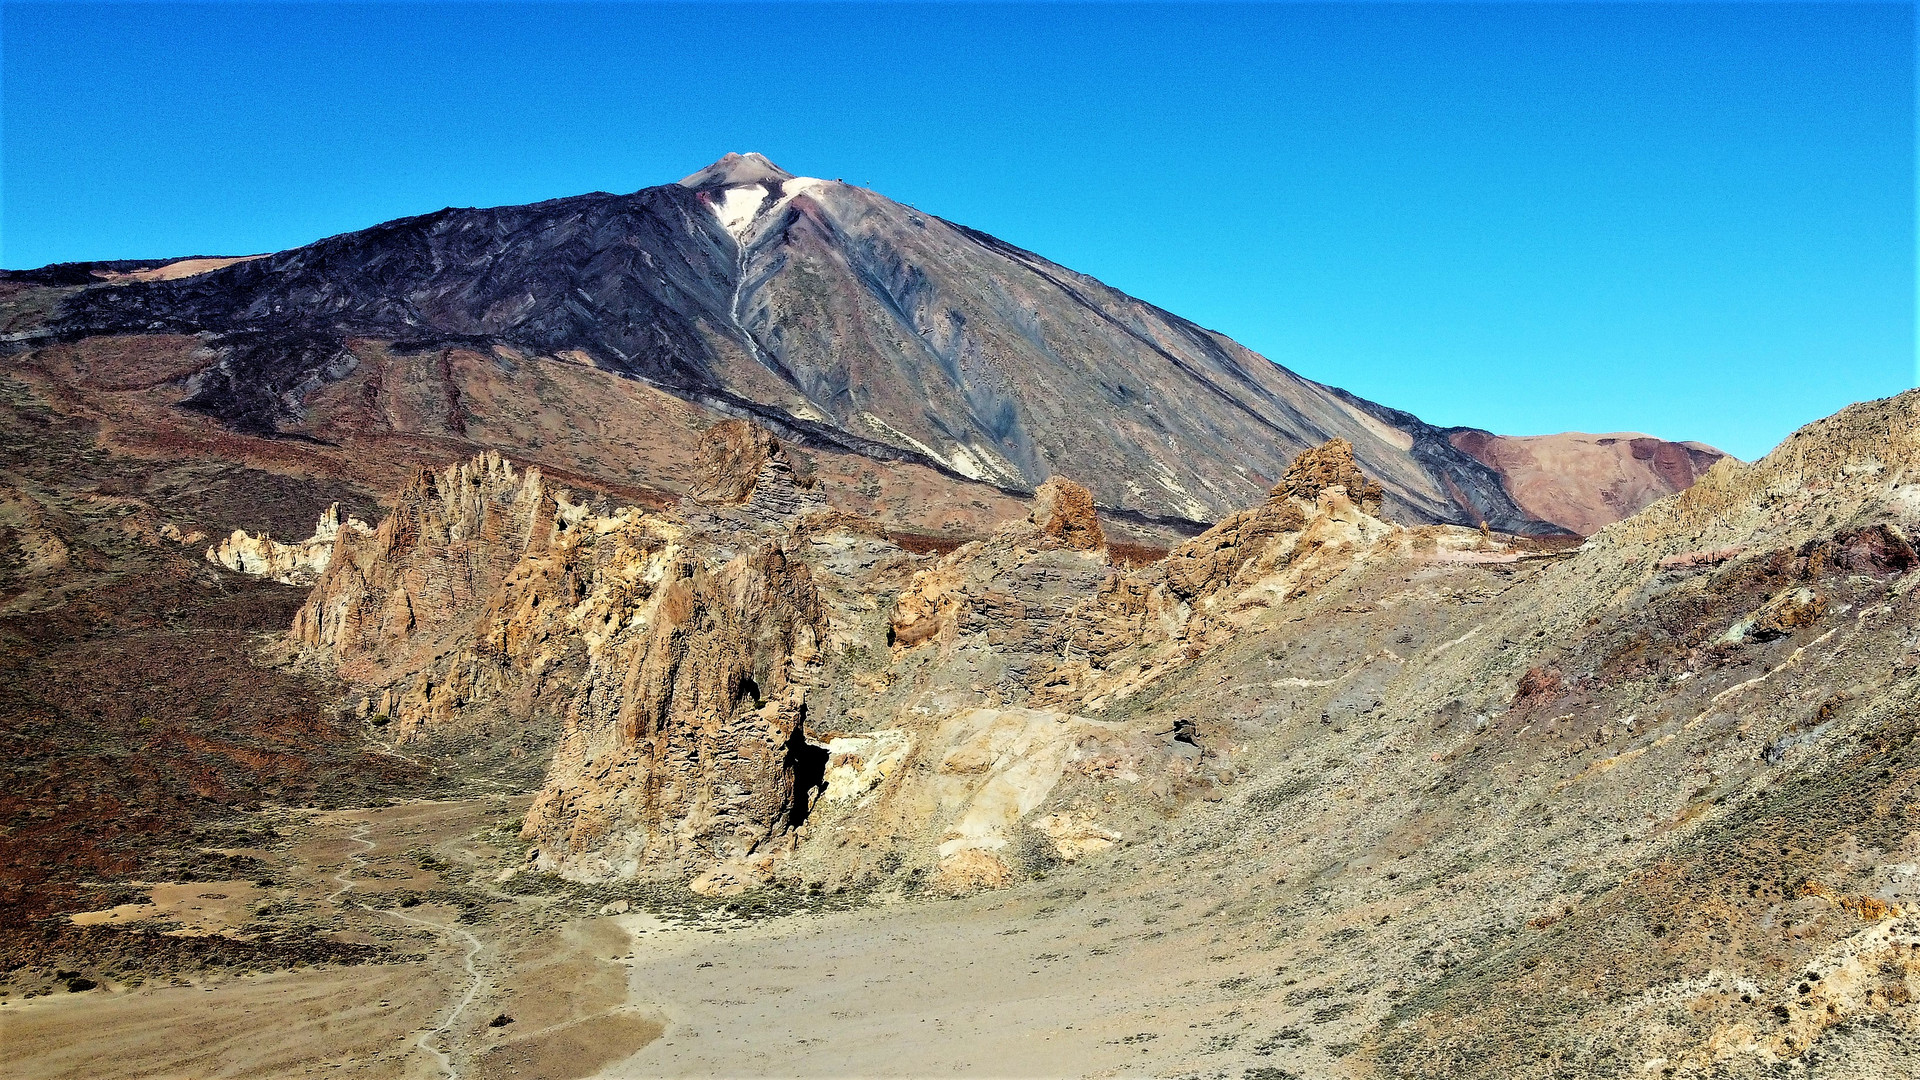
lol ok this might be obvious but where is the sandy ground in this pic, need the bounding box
[0,799,665,1080]
[611,890,1213,1078]
[1,794,1309,1079]
[97,256,266,283]
[601,865,1380,1079]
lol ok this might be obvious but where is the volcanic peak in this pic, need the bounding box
[678,151,796,190]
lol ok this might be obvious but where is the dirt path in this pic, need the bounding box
[1,798,660,1080]
[327,818,374,904]
[319,809,491,1079]
[382,905,488,1079]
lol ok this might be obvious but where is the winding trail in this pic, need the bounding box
[323,812,489,1080]
[326,820,373,904]
[382,906,488,1080]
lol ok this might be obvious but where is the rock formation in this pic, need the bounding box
[208,502,370,585]
[282,444,841,875]
[683,421,828,528]
[1028,477,1105,551]
[691,419,777,505]
[1270,435,1384,514]
[269,405,1920,933]
[523,542,827,877]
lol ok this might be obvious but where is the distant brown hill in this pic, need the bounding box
[1448,429,1728,536]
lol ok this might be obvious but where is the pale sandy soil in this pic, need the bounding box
[610,888,1228,1078]
[1,963,451,1079]
[1,795,1305,1079]
[69,880,267,934]
[96,256,265,283]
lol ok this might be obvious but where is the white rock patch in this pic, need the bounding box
[820,729,913,804]
[781,176,825,198]
[207,502,372,585]
[712,185,769,236]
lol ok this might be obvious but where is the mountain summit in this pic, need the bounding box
[678,151,796,189]
[12,154,1718,534]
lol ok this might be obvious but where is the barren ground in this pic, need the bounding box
[2,796,1291,1080]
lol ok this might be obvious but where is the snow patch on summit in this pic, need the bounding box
[710,184,768,235]
[713,185,770,236]
[711,178,828,240]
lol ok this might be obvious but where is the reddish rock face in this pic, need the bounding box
[1448,430,1728,536]
[1629,436,1712,492]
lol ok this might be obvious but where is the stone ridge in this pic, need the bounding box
[287,438,1415,889]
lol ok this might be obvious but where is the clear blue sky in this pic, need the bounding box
[3,3,1912,460]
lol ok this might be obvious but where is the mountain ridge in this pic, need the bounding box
[4,153,1721,536]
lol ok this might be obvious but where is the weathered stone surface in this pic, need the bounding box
[683,421,830,538]
[818,729,913,805]
[285,450,837,875]
[1271,436,1384,515]
[524,543,826,877]
[1064,441,1388,675]
[692,420,775,505]
[1029,477,1104,551]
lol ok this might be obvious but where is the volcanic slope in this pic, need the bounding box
[3,388,1916,1080]
[10,153,1714,535]
[308,390,1920,1078]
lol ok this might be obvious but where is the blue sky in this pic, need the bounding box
[2,2,1912,460]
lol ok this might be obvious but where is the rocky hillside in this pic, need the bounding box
[244,386,1920,1077]
[1,342,1911,1076]
[1448,428,1727,535]
[5,153,1718,536]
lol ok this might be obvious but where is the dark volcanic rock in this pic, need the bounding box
[52,185,741,434]
[33,152,1597,532]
